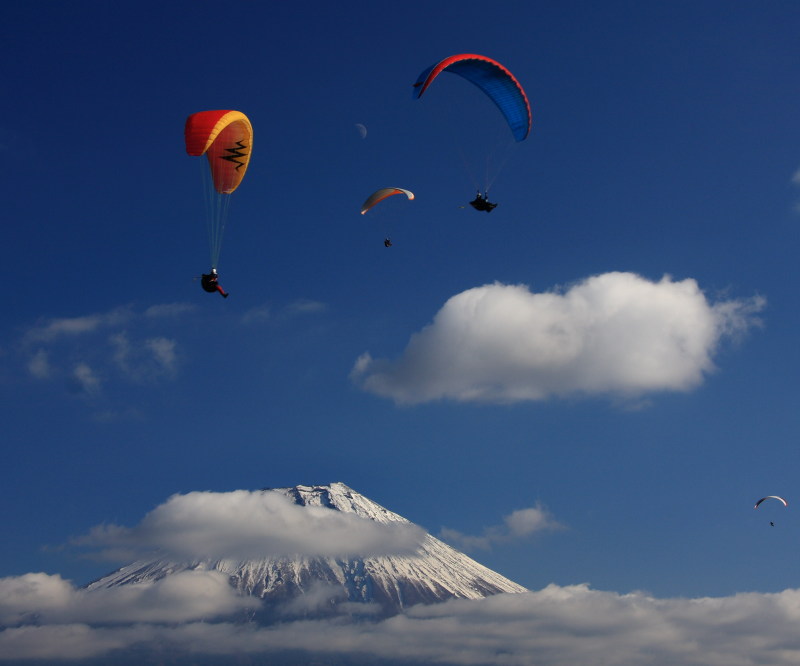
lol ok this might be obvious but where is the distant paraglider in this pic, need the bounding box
[754,496,788,509]
[185,110,253,297]
[360,188,415,215]
[361,188,414,246]
[755,496,787,526]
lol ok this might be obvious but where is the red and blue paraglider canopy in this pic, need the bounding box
[412,53,531,142]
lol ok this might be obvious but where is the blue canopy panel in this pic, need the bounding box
[412,54,531,142]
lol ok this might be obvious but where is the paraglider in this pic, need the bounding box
[360,188,415,215]
[185,110,253,297]
[754,496,787,526]
[412,53,531,208]
[200,268,228,299]
[754,496,788,509]
[360,188,414,246]
[412,53,531,142]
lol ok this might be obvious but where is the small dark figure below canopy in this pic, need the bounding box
[469,191,497,212]
[201,268,229,298]
[384,237,393,247]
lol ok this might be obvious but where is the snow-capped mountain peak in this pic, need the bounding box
[88,483,526,618]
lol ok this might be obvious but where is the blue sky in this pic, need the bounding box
[2,0,800,662]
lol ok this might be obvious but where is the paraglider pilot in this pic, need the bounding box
[384,237,393,247]
[469,191,497,212]
[201,268,229,298]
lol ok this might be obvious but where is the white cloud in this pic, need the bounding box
[73,490,425,562]
[441,504,564,551]
[352,272,764,405]
[6,583,800,663]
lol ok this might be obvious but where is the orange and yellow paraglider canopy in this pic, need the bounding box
[185,110,253,194]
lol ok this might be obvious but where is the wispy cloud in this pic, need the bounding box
[71,363,101,395]
[110,332,178,381]
[286,299,328,315]
[145,337,178,375]
[144,303,197,319]
[241,299,328,325]
[241,304,271,324]
[352,272,765,405]
[441,503,564,551]
[23,307,134,344]
[72,490,425,562]
[27,349,50,379]
[19,304,188,396]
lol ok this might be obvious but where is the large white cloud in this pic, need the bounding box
[73,490,425,561]
[4,583,800,663]
[352,272,764,404]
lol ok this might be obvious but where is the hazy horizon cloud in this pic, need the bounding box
[4,581,800,663]
[352,272,765,405]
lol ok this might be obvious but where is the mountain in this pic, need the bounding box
[87,482,526,619]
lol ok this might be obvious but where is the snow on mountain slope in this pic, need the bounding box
[87,483,526,617]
